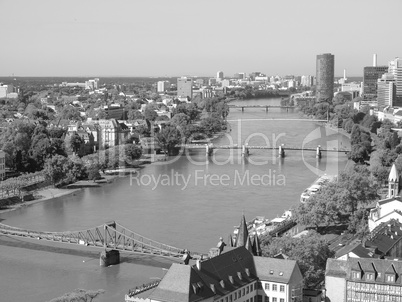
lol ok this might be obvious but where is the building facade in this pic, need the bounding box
[177,77,193,99]
[0,83,14,98]
[316,53,334,102]
[377,73,396,109]
[388,57,402,104]
[217,71,224,80]
[363,66,388,101]
[326,258,402,302]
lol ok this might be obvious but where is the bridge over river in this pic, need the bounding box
[0,221,206,265]
[180,143,350,158]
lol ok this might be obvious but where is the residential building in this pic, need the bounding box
[0,150,5,180]
[316,53,334,102]
[377,73,396,109]
[326,257,402,302]
[177,77,193,99]
[157,81,170,92]
[125,246,303,302]
[217,71,224,80]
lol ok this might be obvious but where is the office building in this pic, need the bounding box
[326,257,402,302]
[217,71,224,80]
[157,81,170,92]
[316,53,334,102]
[177,77,193,99]
[125,246,303,302]
[388,57,402,104]
[363,55,388,102]
[377,73,396,109]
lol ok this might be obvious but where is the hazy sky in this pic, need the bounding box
[1,0,401,77]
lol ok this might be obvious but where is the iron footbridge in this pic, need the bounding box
[0,221,204,260]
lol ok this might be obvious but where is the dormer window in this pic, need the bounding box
[386,274,395,282]
[352,271,360,279]
[366,273,374,281]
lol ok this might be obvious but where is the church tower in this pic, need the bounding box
[388,163,399,198]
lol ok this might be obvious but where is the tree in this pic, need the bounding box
[144,107,158,121]
[156,124,182,155]
[67,132,84,155]
[124,144,142,165]
[47,288,105,302]
[260,231,334,288]
[87,164,101,182]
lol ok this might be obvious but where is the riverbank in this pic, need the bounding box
[0,167,142,215]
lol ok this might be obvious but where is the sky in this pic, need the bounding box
[0,0,401,78]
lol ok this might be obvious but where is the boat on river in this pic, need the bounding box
[300,174,335,203]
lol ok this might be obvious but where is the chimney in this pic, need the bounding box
[196,259,201,271]
[373,54,377,67]
[344,69,347,80]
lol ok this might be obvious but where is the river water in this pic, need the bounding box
[0,98,350,302]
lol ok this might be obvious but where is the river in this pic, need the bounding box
[0,98,350,302]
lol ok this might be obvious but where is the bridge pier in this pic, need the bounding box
[206,144,213,156]
[316,145,322,159]
[241,106,244,112]
[265,106,268,113]
[100,249,120,267]
[278,144,285,158]
[242,144,249,157]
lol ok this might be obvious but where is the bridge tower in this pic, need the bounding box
[100,221,120,267]
[278,144,285,158]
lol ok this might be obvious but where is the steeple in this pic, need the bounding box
[252,233,262,256]
[388,164,399,198]
[235,215,249,248]
[227,234,233,247]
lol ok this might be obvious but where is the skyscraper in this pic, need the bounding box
[377,73,395,109]
[216,71,224,80]
[316,53,334,102]
[388,57,402,104]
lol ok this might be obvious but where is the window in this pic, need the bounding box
[352,271,360,279]
[264,297,270,302]
[243,288,245,296]
[387,274,395,282]
[257,295,263,302]
[366,273,374,281]
[280,285,285,292]
[265,283,270,290]
[273,298,277,302]
[239,290,242,298]
[247,286,249,294]
[272,284,277,291]
[280,299,284,302]
[234,292,237,300]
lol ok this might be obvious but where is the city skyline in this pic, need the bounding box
[0,0,401,77]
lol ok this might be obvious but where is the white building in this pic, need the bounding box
[157,81,170,92]
[217,71,224,80]
[388,57,402,101]
[377,73,395,109]
[0,83,14,98]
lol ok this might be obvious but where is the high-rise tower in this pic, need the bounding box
[316,53,335,102]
